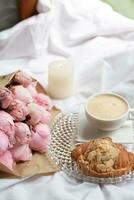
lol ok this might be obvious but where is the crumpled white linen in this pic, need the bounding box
[1,0,134,199]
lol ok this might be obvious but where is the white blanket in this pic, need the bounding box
[0,0,134,199]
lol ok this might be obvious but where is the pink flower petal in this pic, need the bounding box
[14,71,32,87]
[11,144,32,162]
[34,123,50,138]
[0,111,15,138]
[34,93,53,111]
[11,85,33,104]
[27,103,51,126]
[15,122,31,145]
[0,131,9,155]
[8,100,29,122]
[30,124,51,153]
[27,82,37,97]
[0,151,14,170]
[0,87,13,109]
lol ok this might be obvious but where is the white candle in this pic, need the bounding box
[48,60,74,99]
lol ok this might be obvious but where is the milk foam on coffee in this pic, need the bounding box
[87,94,128,119]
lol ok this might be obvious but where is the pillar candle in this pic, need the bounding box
[48,60,74,99]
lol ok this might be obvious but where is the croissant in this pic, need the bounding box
[71,137,134,178]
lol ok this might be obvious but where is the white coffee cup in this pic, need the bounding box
[85,92,134,131]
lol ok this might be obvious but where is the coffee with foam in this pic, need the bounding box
[87,94,128,120]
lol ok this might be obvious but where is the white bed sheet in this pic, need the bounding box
[0,0,134,199]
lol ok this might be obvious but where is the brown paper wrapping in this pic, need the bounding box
[0,70,60,178]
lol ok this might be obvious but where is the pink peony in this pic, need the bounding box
[0,87,13,109]
[8,100,29,121]
[27,103,51,126]
[0,111,15,141]
[0,151,14,170]
[0,131,9,155]
[14,71,32,87]
[11,85,33,104]
[30,123,51,153]
[10,144,32,162]
[15,122,31,145]
[34,93,53,111]
[27,82,37,97]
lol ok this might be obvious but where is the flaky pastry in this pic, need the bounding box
[71,137,134,178]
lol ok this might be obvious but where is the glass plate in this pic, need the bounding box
[49,112,134,184]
